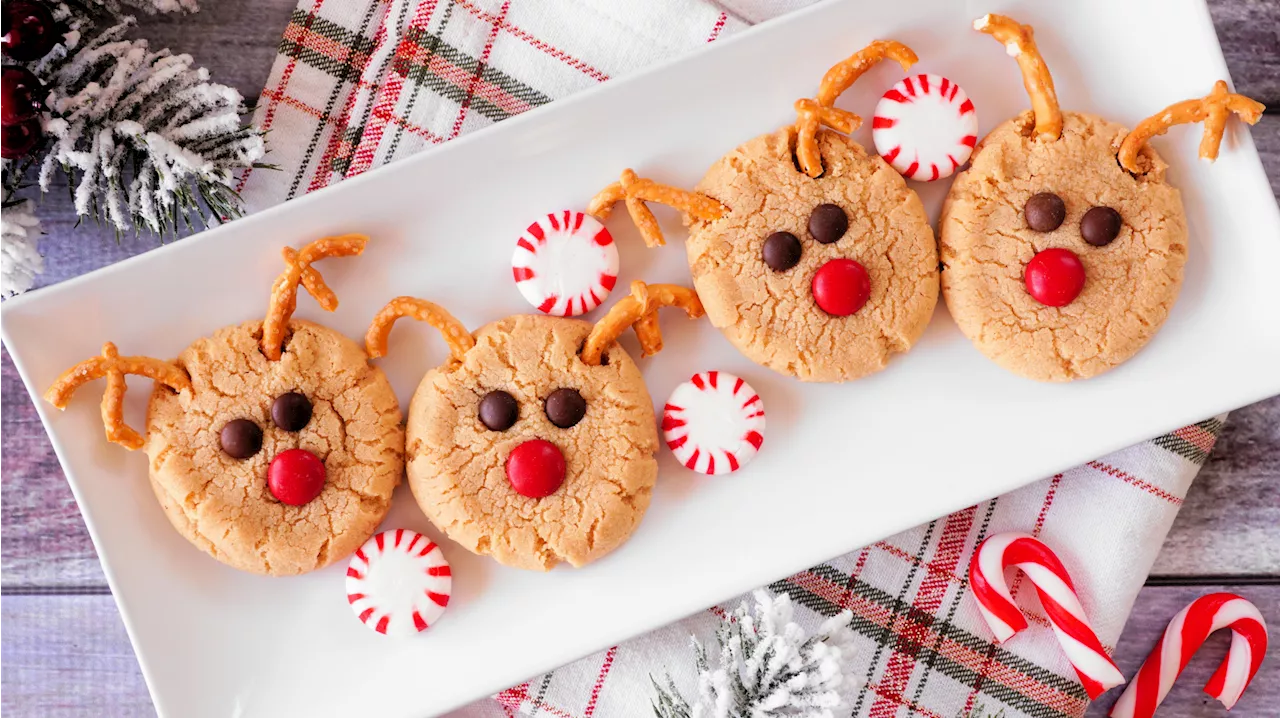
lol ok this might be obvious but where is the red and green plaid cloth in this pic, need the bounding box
[237,2,1224,715]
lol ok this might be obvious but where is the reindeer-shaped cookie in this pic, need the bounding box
[587,41,939,383]
[365,281,702,571]
[940,15,1264,382]
[44,237,404,576]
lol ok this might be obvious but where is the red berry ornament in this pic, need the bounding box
[811,258,871,316]
[1,116,41,159]
[2,1,58,62]
[505,439,566,498]
[1024,248,1086,307]
[267,448,327,506]
[2,66,44,125]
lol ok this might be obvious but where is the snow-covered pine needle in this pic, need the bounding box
[653,590,859,718]
[1,196,45,296]
[32,13,263,237]
[0,1,265,298]
[78,0,199,16]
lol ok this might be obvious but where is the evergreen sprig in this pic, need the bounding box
[1,0,265,293]
[35,8,264,236]
[652,591,859,718]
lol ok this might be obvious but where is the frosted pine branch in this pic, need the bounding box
[79,0,198,16]
[32,13,264,236]
[2,195,45,296]
[0,1,258,295]
[653,591,859,718]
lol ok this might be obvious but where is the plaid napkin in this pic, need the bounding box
[237,2,1224,715]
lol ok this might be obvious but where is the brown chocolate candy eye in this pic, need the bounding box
[545,388,586,428]
[271,392,312,432]
[808,204,848,244]
[1080,206,1122,247]
[1024,192,1066,232]
[479,390,518,431]
[220,419,263,459]
[762,232,802,272]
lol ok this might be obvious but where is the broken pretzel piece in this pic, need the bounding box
[365,296,475,362]
[974,14,1062,141]
[794,100,863,179]
[1118,80,1264,174]
[262,234,368,361]
[581,281,704,366]
[813,40,918,108]
[794,40,917,178]
[587,169,727,248]
[44,342,191,451]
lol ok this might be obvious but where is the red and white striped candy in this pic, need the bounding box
[872,73,978,182]
[512,210,618,317]
[662,371,764,475]
[346,529,452,637]
[1110,593,1268,718]
[970,532,1125,699]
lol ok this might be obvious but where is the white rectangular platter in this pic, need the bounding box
[5,0,1280,715]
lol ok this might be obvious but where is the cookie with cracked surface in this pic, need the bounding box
[945,14,1264,381]
[685,127,938,382]
[405,314,657,571]
[146,319,404,576]
[940,111,1187,382]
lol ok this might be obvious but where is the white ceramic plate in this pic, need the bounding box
[5,0,1279,715]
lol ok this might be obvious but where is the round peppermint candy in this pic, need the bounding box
[872,73,978,182]
[346,529,452,637]
[513,210,619,316]
[662,371,765,475]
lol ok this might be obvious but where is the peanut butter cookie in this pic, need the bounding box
[941,111,1188,381]
[367,282,701,571]
[686,126,937,382]
[45,236,404,576]
[587,40,939,383]
[406,316,655,571]
[147,319,402,575]
[940,15,1263,381]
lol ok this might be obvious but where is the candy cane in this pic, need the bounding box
[969,532,1126,698]
[1110,593,1268,718]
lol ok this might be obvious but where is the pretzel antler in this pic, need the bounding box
[1117,81,1265,174]
[581,281,704,366]
[44,342,191,450]
[261,234,368,360]
[794,40,918,178]
[974,14,1062,141]
[586,169,727,248]
[365,296,475,362]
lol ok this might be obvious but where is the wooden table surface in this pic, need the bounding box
[2,1,1278,716]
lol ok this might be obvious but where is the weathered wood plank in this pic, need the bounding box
[1208,0,1280,106]
[1153,397,1280,576]
[1086,584,1280,717]
[0,347,107,589]
[129,0,297,103]
[1,595,155,718]
[4,586,1276,717]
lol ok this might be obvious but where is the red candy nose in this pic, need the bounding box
[267,448,326,506]
[1025,248,1086,307]
[812,258,871,317]
[505,439,566,498]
